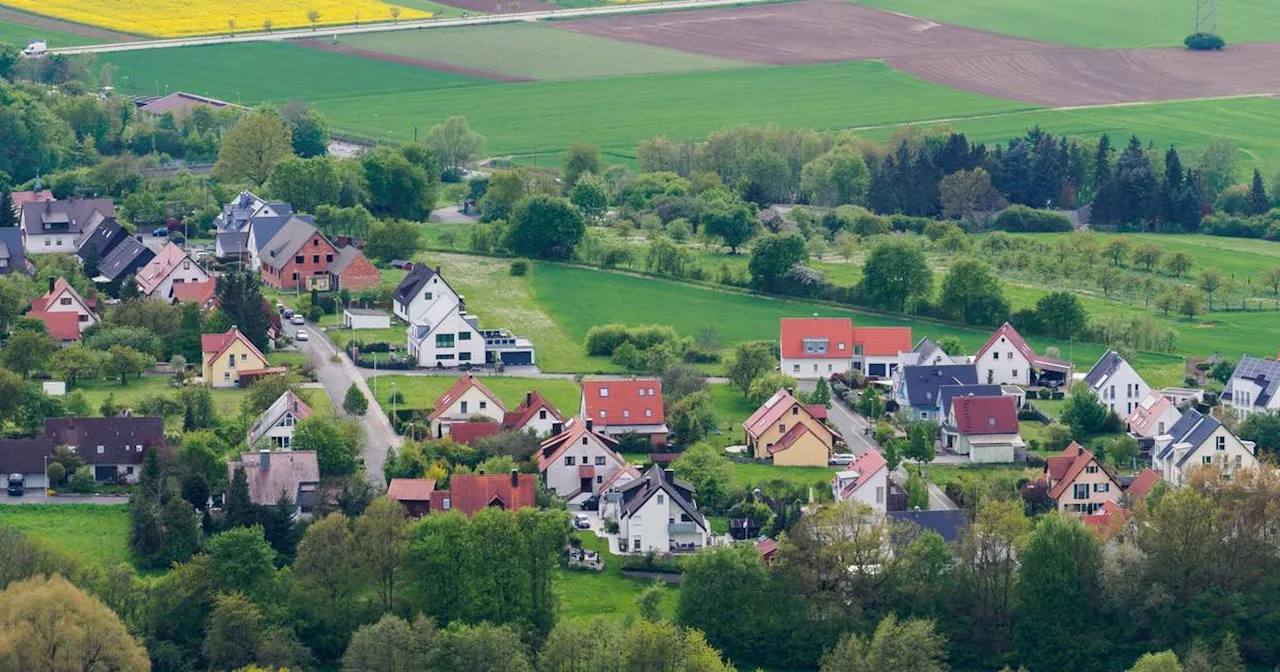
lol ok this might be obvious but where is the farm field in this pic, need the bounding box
[334,23,745,80]
[374,374,583,415]
[0,504,130,566]
[854,0,1280,48]
[0,0,432,37]
[73,376,247,417]
[0,17,107,46]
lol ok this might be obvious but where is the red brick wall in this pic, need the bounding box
[263,233,337,289]
[336,251,381,291]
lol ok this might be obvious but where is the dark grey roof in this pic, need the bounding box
[901,364,978,408]
[77,217,127,261]
[44,416,165,465]
[1156,409,1221,464]
[0,227,30,276]
[262,217,321,265]
[21,199,114,235]
[618,465,706,529]
[217,232,248,255]
[98,237,155,282]
[890,509,970,543]
[248,214,296,255]
[1083,350,1125,389]
[938,384,1004,417]
[329,246,363,275]
[1223,355,1280,407]
[0,438,55,474]
[393,264,437,306]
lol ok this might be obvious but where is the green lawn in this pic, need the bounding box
[707,384,755,449]
[855,0,1280,48]
[0,504,130,566]
[339,23,745,80]
[0,17,108,46]
[375,373,582,414]
[330,326,407,350]
[101,41,486,102]
[74,376,246,417]
[731,460,835,491]
[559,531,679,622]
[925,463,1036,489]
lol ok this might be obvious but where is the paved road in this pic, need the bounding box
[292,324,401,487]
[359,364,729,385]
[0,493,130,505]
[50,0,771,55]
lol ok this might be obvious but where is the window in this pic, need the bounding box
[622,410,630,419]
[828,364,833,372]
[638,389,646,397]
[292,272,298,280]
[1158,422,1165,434]
[1235,455,1243,468]
[595,456,605,465]
[1202,456,1212,465]
[599,387,609,397]
[436,354,455,360]
[442,498,451,510]
[224,371,230,380]
[539,410,547,420]
[1085,464,1098,474]
[59,297,71,305]
[295,255,304,263]
[479,401,487,409]
[78,314,88,322]
[458,332,471,341]
[44,239,50,246]
[837,343,845,350]
[645,409,652,418]
[657,494,665,504]
[596,475,603,483]
[598,410,606,419]
[228,354,236,367]
[126,466,134,475]
[876,486,884,503]
[1012,370,1018,378]
[97,446,104,454]
[1073,483,1089,499]
[854,345,863,356]
[436,334,455,348]
[313,239,319,246]
[778,423,786,433]
[460,401,468,414]
[792,364,800,373]
[565,456,576,466]
[792,407,799,416]
[648,388,655,396]
[311,255,319,263]
[1216,436,1226,451]
[632,537,641,550]
[992,352,999,360]
[423,291,433,300]
[1108,385,1115,400]
[183,260,190,270]
[581,437,588,445]
[326,255,333,262]
[1093,482,1109,492]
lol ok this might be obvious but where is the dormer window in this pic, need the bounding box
[599,410,606,418]
[648,388,655,396]
[599,387,609,397]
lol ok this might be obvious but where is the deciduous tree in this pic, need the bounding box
[426,115,485,178]
[506,195,584,260]
[859,239,932,312]
[215,108,293,186]
[748,232,806,292]
[0,574,150,672]
[938,258,1009,325]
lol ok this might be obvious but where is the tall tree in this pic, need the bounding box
[561,142,600,187]
[215,108,294,186]
[281,100,331,158]
[1113,135,1158,226]
[355,497,411,613]
[0,575,151,672]
[361,147,436,221]
[820,615,949,672]
[365,219,423,265]
[215,272,271,352]
[859,239,932,312]
[224,466,257,530]
[1,329,54,379]
[725,341,776,396]
[701,197,759,254]
[270,155,341,213]
[938,258,1009,325]
[505,195,585,260]
[1015,515,1103,671]
[747,232,806,292]
[1248,168,1270,215]
[426,115,485,178]
[175,302,203,365]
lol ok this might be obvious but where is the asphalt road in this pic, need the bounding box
[290,322,400,487]
[0,493,129,505]
[50,0,771,55]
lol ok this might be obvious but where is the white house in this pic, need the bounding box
[973,322,1073,388]
[945,395,1024,463]
[246,390,313,449]
[1153,409,1258,487]
[29,277,98,334]
[407,305,486,368]
[428,374,506,438]
[898,337,963,370]
[615,465,708,554]
[504,391,564,437]
[537,417,629,498]
[1083,350,1149,417]
[1222,355,1280,417]
[830,448,888,513]
[779,317,913,380]
[21,199,114,255]
[1125,391,1182,439]
[136,243,211,300]
[392,264,534,368]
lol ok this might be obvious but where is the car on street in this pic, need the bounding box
[829,453,857,466]
[7,473,24,496]
[152,227,168,237]
[573,514,591,530]
[580,495,600,511]
[295,330,309,342]
[290,315,305,325]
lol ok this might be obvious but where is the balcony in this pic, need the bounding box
[668,521,701,535]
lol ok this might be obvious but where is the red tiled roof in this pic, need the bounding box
[976,322,1071,371]
[138,243,199,296]
[837,448,888,498]
[779,317,852,359]
[31,278,90,314]
[1045,454,1075,482]
[755,538,778,556]
[428,374,505,422]
[1082,500,1126,528]
[744,388,803,438]
[581,379,664,427]
[28,311,81,341]
[447,472,536,516]
[502,391,563,431]
[201,328,269,366]
[387,478,437,502]
[952,395,1019,435]
[448,421,502,446]
[1047,442,1120,501]
[851,327,913,357]
[600,464,640,491]
[806,404,828,420]
[767,422,817,455]
[1127,469,1162,499]
[537,417,622,472]
[172,279,216,307]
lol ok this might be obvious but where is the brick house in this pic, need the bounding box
[328,246,381,292]
[258,218,338,290]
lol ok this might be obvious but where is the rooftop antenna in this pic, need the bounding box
[1195,0,1216,34]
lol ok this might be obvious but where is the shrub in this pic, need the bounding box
[992,205,1072,232]
[1184,32,1225,50]
[67,466,95,493]
[388,390,405,405]
[510,260,529,276]
[46,462,66,486]
[1038,388,1052,400]
[343,384,368,416]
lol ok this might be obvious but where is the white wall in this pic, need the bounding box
[1165,425,1258,486]
[433,386,504,437]
[412,311,486,368]
[542,432,625,497]
[781,356,850,380]
[42,288,98,332]
[1094,361,1149,417]
[149,261,211,300]
[518,409,560,437]
[27,233,77,254]
[974,342,1031,386]
[345,312,391,330]
[836,468,887,513]
[620,490,706,553]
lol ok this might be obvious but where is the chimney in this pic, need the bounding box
[525,391,532,408]
[478,468,486,475]
[585,419,593,431]
[45,200,51,214]
[435,265,441,274]
[551,422,563,435]
[258,450,270,470]
[47,277,55,293]
[664,468,675,482]
[511,469,519,488]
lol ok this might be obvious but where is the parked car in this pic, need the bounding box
[22,40,46,58]
[581,495,600,511]
[152,227,168,237]
[573,514,591,530]
[7,473,24,496]
[282,308,294,318]
[829,453,856,466]
[290,315,305,325]
[295,330,309,342]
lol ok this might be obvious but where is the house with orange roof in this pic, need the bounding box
[432,471,537,517]
[503,391,564,436]
[973,322,1073,388]
[136,242,211,300]
[831,448,889,512]
[29,277,98,334]
[429,374,506,439]
[580,379,668,447]
[386,478,437,518]
[743,387,834,467]
[538,417,631,498]
[1081,500,1129,538]
[779,317,913,380]
[27,311,82,344]
[172,278,217,311]
[1125,468,1162,502]
[1044,442,1121,516]
[201,327,273,388]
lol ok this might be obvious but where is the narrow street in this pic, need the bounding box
[290,323,401,487]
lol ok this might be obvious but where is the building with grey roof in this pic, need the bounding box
[1223,355,1280,417]
[0,227,32,276]
[1152,409,1258,486]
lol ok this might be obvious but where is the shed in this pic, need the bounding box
[344,308,392,330]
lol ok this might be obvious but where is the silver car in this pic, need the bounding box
[829,453,856,466]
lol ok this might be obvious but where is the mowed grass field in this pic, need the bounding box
[374,374,582,414]
[854,0,1280,48]
[337,23,745,80]
[0,17,106,46]
[0,505,130,566]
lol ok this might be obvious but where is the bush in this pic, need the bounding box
[1037,388,1052,400]
[46,462,66,486]
[388,390,405,405]
[1184,32,1225,50]
[992,205,1072,232]
[67,466,95,494]
[343,384,368,416]
[584,324,680,357]
[510,260,529,276]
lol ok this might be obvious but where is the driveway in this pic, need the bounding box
[290,323,401,486]
[0,493,129,505]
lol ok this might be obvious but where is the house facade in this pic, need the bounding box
[0,438,55,490]
[537,417,629,497]
[21,199,114,255]
[1125,391,1182,438]
[0,227,31,277]
[201,328,271,388]
[504,391,564,436]
[743,388,834,467]
[779,317,912,380]
[428,374,506,438]
[328,246,381,292]
[973,322,1073,388]
[580,379,668,447]
[1084,350,1149,417]
[259,218,338,290]
[831,448,888,512]
[615,465,708,554]
[1045,443,1121,516]
[29,277,98,334]
[228,450,319,516]
[247,390,313,449]
[1222,355,1280,417]
[44,416,165,483]
[136,243,211,299]
[895,364,979,423]
[945,394,1023,463]
[1153,409,1258,486]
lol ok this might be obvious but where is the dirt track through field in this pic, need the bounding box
[556,0,1280,106]
[436,0,559,13]
[294,39,533,81]
[0,5,139,41]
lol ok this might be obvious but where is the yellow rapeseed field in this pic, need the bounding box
[0,0,433,37]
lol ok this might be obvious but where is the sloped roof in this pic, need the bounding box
[98,237,154,282]
[262,217,325,266]
[76,217,126,260]
[247,390,313,447]
[1125,391,1175,435]
[952,395,1018,435]
[1223,355,1280,407]
[30,278,91,314]
[1126,468,1162,499]
[1083,350,1125,389]
[582,379,665,427]
[0,228,28,276]
[428,374,506,422]
[387,478,437,502]
[618,465,705,528]
[743,388,811,439]
[836,448,887,499]
[448,472,536,516]
[27,311,81,341]
[201,328,268,366]
[21,199,114,235]
[780,317,851,359]
[767,422,822,455]
[248,214,300,255]
[901,364,978,408]
[393,264,439,306]
[938,384,1003,418]
[139,91,233,115]
[503,391,563,431]
[537,417,621,472]
[230,450,319,506]
[449,421,503,446]
[217,232,249,255]
[137,243,199,295]
[1047,442,1119,501]
[976,322,1071,372]
[44,416,165,465]
[1156,409,1224,466]
[889,509,970,543]
[172,279,216,308]
[852,327,913,357]
[329,246,369,276]
[0,437,55,473]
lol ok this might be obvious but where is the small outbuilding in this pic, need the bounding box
[343,308,392,330]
